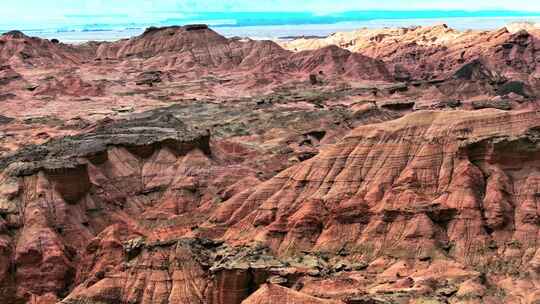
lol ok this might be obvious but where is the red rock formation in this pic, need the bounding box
[213,110,540,258]
[0,23,539,304]
[32,75,104,97]
[242,284,343,304]
[95,26,390,82]
[283,24,540,84]
[97,26,288,71]
[0,100,399,303]
[201,110,540,302]
[0,64,22,85]
[374,27,539,83]
[0,31,93,67]
[288,45,390,81]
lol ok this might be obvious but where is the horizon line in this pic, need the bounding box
[65,9,540,15]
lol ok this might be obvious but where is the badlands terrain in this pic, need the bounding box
[0,22,539,304]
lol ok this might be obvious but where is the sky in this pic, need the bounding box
[2,0,540,21]
[2,0,540,41]
[1,0,540,31]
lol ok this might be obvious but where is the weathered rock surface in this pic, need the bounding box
[242,284,343,304]
[0,111,213,303]
[32,75,104,97]
[95,25,390,82]
[0,65,22,85]
[0,31,94,67]
[3,108,539,303]
[282,24,540,99]
[0,94,403,303]
[282,24,540,77]
[0,23,539,304]
[203,109,540,303]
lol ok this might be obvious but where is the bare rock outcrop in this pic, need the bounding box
[213,110,540,257]
[282,25,540,98]
[0,23,539,304]
[242,284,343,304]
[0,111,211,303]
[95,25,390,82]
[0,31,94,67]
[32,75,105,97]
[203,109,540,302]
[0,64,22,85]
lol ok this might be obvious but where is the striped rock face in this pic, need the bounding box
[213,110,539,255]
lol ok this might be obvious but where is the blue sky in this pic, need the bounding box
[2,0,540,24]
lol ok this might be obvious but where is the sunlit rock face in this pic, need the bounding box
[212,110,540,260]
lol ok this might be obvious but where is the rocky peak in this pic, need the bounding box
[1,30,28,39]
[140,24,210,37]
[0,30,93,66]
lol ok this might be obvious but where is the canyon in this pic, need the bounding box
[0,23,539,304]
